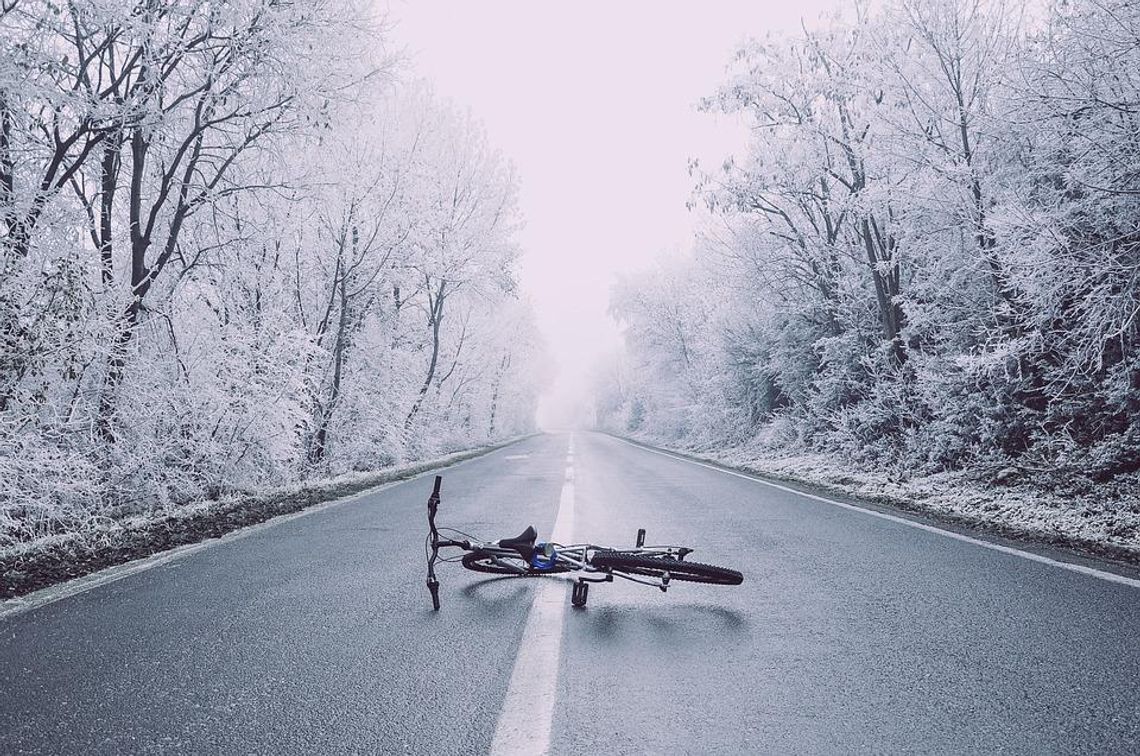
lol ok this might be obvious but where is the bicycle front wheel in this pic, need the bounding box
[461,549,573,576]
[590,552,743,585]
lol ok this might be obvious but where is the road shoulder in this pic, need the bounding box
[1,436,533,606]
[605,432,1140,581]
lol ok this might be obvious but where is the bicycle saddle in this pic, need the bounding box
[498,526,537,561]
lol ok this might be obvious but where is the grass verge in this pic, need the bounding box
[611,433,1140,570]
[0,437,527,600]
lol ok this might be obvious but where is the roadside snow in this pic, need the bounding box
[0,437,530,598]
[627,436,1140,561]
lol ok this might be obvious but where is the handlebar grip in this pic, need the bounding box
[428,476,442,521]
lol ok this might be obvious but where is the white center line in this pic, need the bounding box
[490,438,576,755]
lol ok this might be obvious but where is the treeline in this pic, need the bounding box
[0,0,545,547]
[597,0,1139,483]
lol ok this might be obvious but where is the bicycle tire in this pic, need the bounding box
[590,552,743,585]
[461,549,573,576]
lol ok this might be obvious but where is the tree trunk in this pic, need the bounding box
[96,128,151,438]
[98,132,123,286]
[308,255,352,466]
[487,353,510,438]
[0,89,13,251]
[405,279,446,431]
[861,217,906,364]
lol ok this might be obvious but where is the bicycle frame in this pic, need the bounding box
[465,541,696,588]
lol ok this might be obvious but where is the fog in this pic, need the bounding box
[387,1,837,427]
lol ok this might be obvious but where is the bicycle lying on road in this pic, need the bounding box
[424,475,743,609]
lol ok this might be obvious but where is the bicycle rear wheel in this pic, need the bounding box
[461,549,573,576]
[590,552,743,585]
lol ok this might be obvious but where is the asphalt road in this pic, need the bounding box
[2,432,1138,754]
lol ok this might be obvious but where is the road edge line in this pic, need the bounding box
[612,435,1140,590]
[0,437,532,622]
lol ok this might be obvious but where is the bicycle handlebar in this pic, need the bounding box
[426,475,443,610]
[426,476,471,610]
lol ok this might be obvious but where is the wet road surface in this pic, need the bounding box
[2,432,1138,754]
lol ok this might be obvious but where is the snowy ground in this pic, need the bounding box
[621,434,1140,565]
[0,437,529,599]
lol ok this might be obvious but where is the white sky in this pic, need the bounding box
[385,1,836,426]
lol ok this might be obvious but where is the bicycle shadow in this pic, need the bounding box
[455,575,538,614]
[450,577,749,650]
[569,601,749,646]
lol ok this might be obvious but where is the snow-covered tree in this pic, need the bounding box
[0,3,545,549]
[599,0,1140,484]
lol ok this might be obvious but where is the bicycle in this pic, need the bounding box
[423,475,743,609]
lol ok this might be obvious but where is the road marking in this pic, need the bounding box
[0,440,532,622]
[616,437,1140,590]
[504,454,530,460]
[490,443,575,755]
